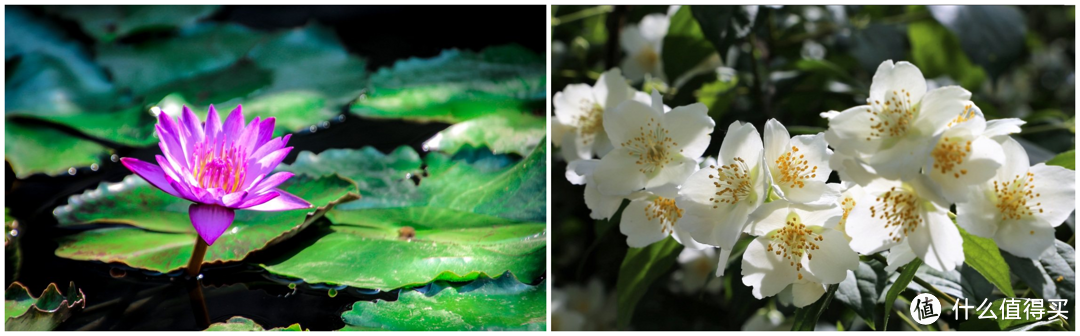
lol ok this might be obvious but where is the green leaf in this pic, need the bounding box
[96,23,265,98]
[283,142,546,223]
[615,237,683,330]
[883,258,921,331]
[956,225,1016,297]
[1040,240,1075,304]
[341,277,545,331]
[694,74,739,120]
[422,113,545,156]
[350,45,545,123]
[5,7,113,99]
[5,282,85,331]
[834,259,888,330]
[1001,250,1059,300]
[53,174,357,273]
[662,6,715,83]
[791,284,839,331]
[203,316,305,331]
[44,5,220,42]
[928,5,1026,79]
[908,14,987,89]
[262,145,547,290]
[690,5,757,56]
[1045,150,1075,170]
[5,119,109,178]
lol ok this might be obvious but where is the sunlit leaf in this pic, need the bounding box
[662,6,715,83]
[956,225,1016,297]
[4,282,85,331]
[422,113,545,156]
[203,316,305,331]
[882,258,920,331]
[350,45,545,123]
[340,277,545,331]
[5,120,109,178]
[1044,150,1075,170]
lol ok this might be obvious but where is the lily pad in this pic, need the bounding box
[152,23,368,136]
[5,6,112,100]
[43,5,220,42]
[262,144,547,290]
[340,277,546,331]
[204,316,305,331]
[5,119,110,178]
[350,44,545,123]
[53,174,357,273]
[5,282,85,331]
[422,113,546,156]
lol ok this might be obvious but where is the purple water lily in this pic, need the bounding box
[121,105,311,246]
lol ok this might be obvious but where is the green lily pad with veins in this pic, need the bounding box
[262,143,547,290]
[340,277,546,331]
[422,113,546,156]
[203,316,305,331]
[53,174,357,273]
[43,5,221,43]
[5,282,85,331]
[350,44,545,123]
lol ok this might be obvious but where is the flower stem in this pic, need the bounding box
[186,236,208,278]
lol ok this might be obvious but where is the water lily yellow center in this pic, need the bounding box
[866,89,916,140]
[624,117,676,174]
[766,212,823,280]
[993,172,1043,223]
[931,137,972,178]
[707,158,753,207]
[869,186,921,243]
[644,196,682,235]
[576,100,604,144]
[773,145,818,189]
[192,142,248,193]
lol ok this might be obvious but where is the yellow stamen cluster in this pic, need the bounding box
[947,104,977,128]
[840,196,856,225]
[576,100,604,145]
[766,212,824,280]
[993,172,1043,221]
[869,186,921,243]
[774,145,818,189]
[707,158,752,208]
[624,118,677,174]
[645,196,683,235]
[865,89,916,141]
[192,143,247,193]
[931,137,973,178]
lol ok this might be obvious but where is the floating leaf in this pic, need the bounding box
[5,282,85,331]
[203,316,305,331]
[350,45,545,123]
[43,5,220,42]
[615,236,683,329]
[5,6,112,100]
[263,144,547,290]
[53,174,357,273]
[422,113,545,155]
[956,225,1016,297]
[5,120,109,178]
[340,277,545,331]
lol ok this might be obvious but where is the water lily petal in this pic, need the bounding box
[234,190,280,209]
[180,105,205,146]
[244,189,312,211]
[156,123,188,173]
[189,203,235,246]
[249,146,292,180]
[204,104,223,146]
[249,171,294,194]
[221,105,245,146]
[236,116,261,156]
[120,158,180,197]
[222,191,248,208]
[256,117,276,150]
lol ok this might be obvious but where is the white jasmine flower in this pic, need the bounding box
[566,159,624,220]
[673,247,723,294]
[592,90,714,196]
[824,60,972,180]
[763,119,839,205]
[923,104,1013,203]
[620,13,668,82]
[831,182,867,242]
[677,121,766,275]
[741,200,858,307]
[844,176,963,272]
[553,68,645,161]
[619,185,705,248]
[822,110,879,186]
[956,137,1076,259]
[552,278,617,331]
